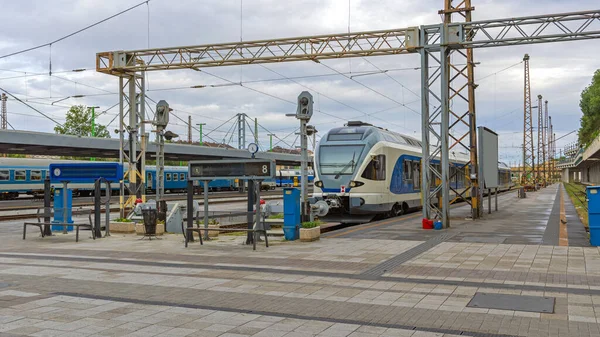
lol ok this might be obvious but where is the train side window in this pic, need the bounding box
[166,173,171,181]
[403,160,413,182]
[180,173,185,181]
[173,173,179,181]
[15,170,26,181]
[31,170,42,181]
[413,161,420,189]
[361,155,386,181]
[0,170,8,181]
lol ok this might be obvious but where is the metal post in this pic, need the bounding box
[197,123,205,145]
[268,133,274,151]
[300,119,309,222]
[1,93,6,130]
[94,179,102,238]
[255,179,261,229]
[254,118,258,144]
[91,106,96,137]
[188,115,192,143]
[186,179,194,242]
[203,180,209,240]
[62,181,68,234]
[495,187,498,211]
[488,189,491,214]
[118,77,125,218]
[128,77,138,200]
[105,181,111,237]
[440,28,450,228]
[537,94,543,188]
[543,100,548,186]
[43,177,52,236]
[420,28,430,221]
[246,180,254,245]
[90,106,96,162]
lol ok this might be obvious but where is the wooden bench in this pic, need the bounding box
[23,208,95,242]
[185,226,268,251]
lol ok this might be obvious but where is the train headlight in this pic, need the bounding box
[349,181,364,188]
[314,180,323,188]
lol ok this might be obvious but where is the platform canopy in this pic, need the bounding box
[0,130,301,165]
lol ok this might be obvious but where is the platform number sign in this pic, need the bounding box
[188,159,275,181]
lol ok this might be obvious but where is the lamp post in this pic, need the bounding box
[196,123,206,145]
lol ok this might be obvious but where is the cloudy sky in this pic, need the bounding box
[0,0,598,165]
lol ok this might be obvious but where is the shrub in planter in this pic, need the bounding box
[110,218,135,233]
[300,221,321,242]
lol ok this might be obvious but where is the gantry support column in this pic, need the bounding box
[118,73,146,217]
[441,0,480,220]
[420,0,479,227]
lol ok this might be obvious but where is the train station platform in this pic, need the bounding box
[0,183,598,337]
[325,184,590,247]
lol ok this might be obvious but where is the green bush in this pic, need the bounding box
[113,218,132,223]
[268,213,284,219]
[301,221,322,229]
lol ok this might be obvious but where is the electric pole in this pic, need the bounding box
[188,116,192,143]
[536,94,543,188]
[522,54,535,189]
[267,133,275,151]
[1,93,7,130]
[196,123,206,145]
[543,100,548,186]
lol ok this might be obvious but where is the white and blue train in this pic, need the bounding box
[0,158,317,199]
[312,121,513,223]
[0,158,237,199]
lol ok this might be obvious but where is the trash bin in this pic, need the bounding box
[142,208,158,235]
[587,186,600,246]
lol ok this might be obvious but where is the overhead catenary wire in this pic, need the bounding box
[0,0,151,60]
[318,62,421,116]
[0,86,64,127]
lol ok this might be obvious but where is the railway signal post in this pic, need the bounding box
[287,91,314,222]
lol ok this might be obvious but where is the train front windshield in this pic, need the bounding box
[318,145,364,176]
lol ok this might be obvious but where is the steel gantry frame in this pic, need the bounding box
[96,7,600,222]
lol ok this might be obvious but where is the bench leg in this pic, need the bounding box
[185,230,189,248]
[76,227,79,242]
[39,226,45,238]
[263,230,269,248]
[198,230,203,245]
[253,231,256,251]
[23,224,26,240]
[91,226,96,240]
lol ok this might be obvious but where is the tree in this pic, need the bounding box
[54,105,111,138]
[579,70,600,146]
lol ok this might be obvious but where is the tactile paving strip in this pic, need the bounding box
[360,231,458,277]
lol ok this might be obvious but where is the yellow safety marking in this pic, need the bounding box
[559,185,569,246]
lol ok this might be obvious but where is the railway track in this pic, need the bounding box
[0,189,286,212]
[0,194,284,221]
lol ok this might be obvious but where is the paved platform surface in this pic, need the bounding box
[0,183,598,337]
